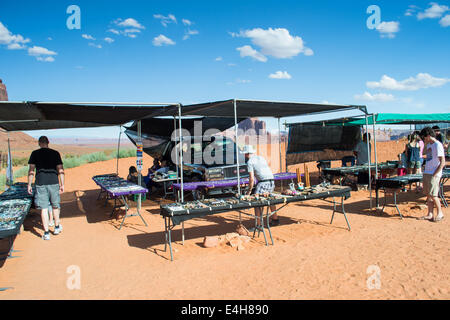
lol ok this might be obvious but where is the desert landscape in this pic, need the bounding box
[0,138,448,300]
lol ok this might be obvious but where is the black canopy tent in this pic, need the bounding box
[156,99,366,118]
[156,99,368,206]
[0,101,179,131]
[0,100,181,220]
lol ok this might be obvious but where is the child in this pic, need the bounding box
[397,152,407,176]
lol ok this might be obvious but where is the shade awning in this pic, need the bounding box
[0,101,179,131]
[155,99,365,118]
[126,117,246,137]
[347,113,450,125]
[290,113,450,127]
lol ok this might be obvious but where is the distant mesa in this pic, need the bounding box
[238,118,266,133]
[0,79,8,101]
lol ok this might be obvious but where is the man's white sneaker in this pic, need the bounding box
[42,232,51,240]
[53,225,63,235]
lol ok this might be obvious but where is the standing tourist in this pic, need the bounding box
[27,136,64,240]
[419,127,445,222]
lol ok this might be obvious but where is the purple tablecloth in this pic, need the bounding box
[172,172,298,191]
[92,176,148,197]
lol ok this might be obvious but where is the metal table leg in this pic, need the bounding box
[330,197,351,231]
[181,222,185,245]
[118,194,148,230]
[440,177,448,208]
[0,237,21,261]
[382,188,403,219]
[167,218,174,261]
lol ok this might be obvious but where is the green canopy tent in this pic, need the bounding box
[342,113,450,126]
[295,112,450,209]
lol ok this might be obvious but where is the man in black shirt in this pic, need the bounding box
[28,136,65,240]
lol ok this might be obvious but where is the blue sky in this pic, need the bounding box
[0,0,449,138]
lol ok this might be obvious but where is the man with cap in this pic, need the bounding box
[243,145,279,227]
[27,136,65,240]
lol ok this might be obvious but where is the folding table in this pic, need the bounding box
[160,185,351,261]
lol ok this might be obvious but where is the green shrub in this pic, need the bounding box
[118,148,135,158]
[63,157,84,169]
[1,149,138,190]
[12,157,29,167]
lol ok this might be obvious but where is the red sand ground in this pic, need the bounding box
[0,142,449,299]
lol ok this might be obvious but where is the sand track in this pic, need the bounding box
[0,144,449,299]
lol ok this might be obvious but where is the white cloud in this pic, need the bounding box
[376,21,400,38]
[0,21,30,49]
[354,92,395,102]
[227,63,237,67]
[152,34,175,46]
[88,43,102,49]
[183,29,199,40]
[236,45,267,62]
[123,28,141,34]
[116,18,145,29]
[269,71,292,79]
[303,48,314,56]
[28,45,57,62]
[82,34,95,40]
[7,42,26,50]
[37,56,55,62]
[405,5,419,16]
[182,19,192,26]
[47,37,52,41]
[367,73,450,91]
[440,14,450,26]
[417,2,449,20]
[236,79,251,83]
[320,100,337,105]
[215,56,223,61]
[111,18,145,38]
[108,29,120,35]
[28,46,57,56]
[234,27,313,59]
[153,14,177,27]
[104,37,114,43]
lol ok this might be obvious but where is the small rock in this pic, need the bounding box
[236,224,250,236]
[225,232,239,242]
[203,236,219,248]
[411,204,427,210]
[229,237,242,248]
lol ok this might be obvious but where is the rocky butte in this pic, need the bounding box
[0,79,8,101]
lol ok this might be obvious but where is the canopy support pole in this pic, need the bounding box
[6,132,13,190]
[174,116,180,201]
[365,115,372,211]
[137,120,142,212]
[278,118,283,190]
[178,104,184,203]
[116,125,122,176]
[372,114,378,180]
[234,99,242,223]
